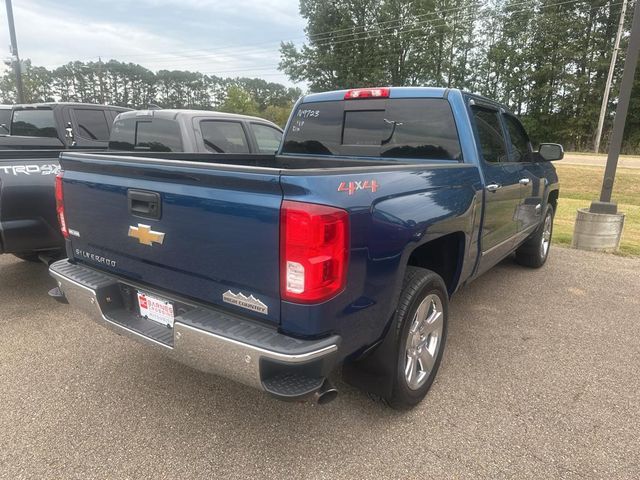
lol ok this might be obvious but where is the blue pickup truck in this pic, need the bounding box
[49,87,562,408]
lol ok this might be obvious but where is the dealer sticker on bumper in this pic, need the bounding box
[137,291,175,327]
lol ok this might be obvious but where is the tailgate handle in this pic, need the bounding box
[128,189,161,220]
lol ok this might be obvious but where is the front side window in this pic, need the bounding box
[74,109,110,141]
[282,98,462,161]
[471,106,508,163]
[200,120,249,153]
[11,109,57,138]
[503,114,532,162]
[251,123,282,153]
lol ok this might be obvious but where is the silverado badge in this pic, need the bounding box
[222,290,268,315]
[128,224,165,246]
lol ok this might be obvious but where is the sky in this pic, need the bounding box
[0,0,306,86]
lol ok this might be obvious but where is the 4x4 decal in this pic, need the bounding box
[337,179,379,196]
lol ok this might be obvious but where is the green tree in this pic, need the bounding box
[219,85,260,115]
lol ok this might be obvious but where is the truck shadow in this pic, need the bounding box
[2,251,547,470]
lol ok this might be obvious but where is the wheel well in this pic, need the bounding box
[548,189,559,210]
[407,232,465,295]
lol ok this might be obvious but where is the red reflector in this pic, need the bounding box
[55,172,69,239]
[281,201,349,303]
[344,87,390,100]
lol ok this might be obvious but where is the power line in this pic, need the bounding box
[93,0,618,72]
[55,0,622,82]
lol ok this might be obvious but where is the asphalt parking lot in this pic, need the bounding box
[1,247,639,479]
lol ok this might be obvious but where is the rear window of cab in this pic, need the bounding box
[282,98,462,161]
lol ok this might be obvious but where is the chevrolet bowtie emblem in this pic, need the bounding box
[128,224,165,246]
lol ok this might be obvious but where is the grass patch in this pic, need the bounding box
[554,164,640,256]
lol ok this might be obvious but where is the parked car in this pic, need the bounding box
[0,102,130,262]
[108,109,283,154]
[49,87,562,408]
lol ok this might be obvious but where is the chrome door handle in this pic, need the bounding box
[486,183,502,192]
[519,178,531,185]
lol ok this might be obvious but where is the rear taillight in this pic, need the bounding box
[55,172,69,239]
[344,87,390,99]
[280,201,349,303]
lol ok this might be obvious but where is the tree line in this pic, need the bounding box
[280,0,640,153]
[1,0,639,152]
[0,59,301,127]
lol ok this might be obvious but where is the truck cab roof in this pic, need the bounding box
[114,109,279,126]
[12,102,130,112]
[301,86,512,113]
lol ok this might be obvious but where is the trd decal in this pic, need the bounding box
[0,164,60,176]
[338,179,379,196]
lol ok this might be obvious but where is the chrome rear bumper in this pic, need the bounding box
[50,260,340,400]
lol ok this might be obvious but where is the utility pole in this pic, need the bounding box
[4,0,25,103]
[593,0,628,154]
[591,0,640,213]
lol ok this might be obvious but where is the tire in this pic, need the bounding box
[515,204,554,268]
[13,253,41,263]
[384,266,449,410]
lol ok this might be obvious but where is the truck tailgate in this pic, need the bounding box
[60,153,282,324]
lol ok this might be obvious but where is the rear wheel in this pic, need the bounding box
[515,204,554,268]
[384,267,448,409]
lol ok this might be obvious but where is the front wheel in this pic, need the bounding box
[515,204,554,268]
[384,267,449,409]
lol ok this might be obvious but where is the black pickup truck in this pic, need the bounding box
[0,103,129,261]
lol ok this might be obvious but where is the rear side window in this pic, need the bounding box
[109,118,135,150]
[200,120,249,153]
[11,109,57,138]
[471,106,508,163]
[251,123,282,153]
[282,98,462,160]
[109,118,182,152]
[136,120,182,152]
[74,109,110,141]
[0,109,11,131]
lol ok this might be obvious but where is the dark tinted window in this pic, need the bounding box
[200,120,249,153]
[472,106,508,163]
[11,109,57,137]
[108,117,182,152]
[283,98,462,160]
[108,117,135,150]
[136,120,182,152]
[0,109,11,131]
[74,109,110,141]
[251,123,282,153]
[503,114,531,162]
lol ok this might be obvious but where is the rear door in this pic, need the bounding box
[61,153,283,324]
[70,107,112,148]
[471,105,522,268]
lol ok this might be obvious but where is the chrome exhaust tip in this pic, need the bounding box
[314,379,338,405]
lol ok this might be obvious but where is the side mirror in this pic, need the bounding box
[65,122,76,146]
[538,143,564,161]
